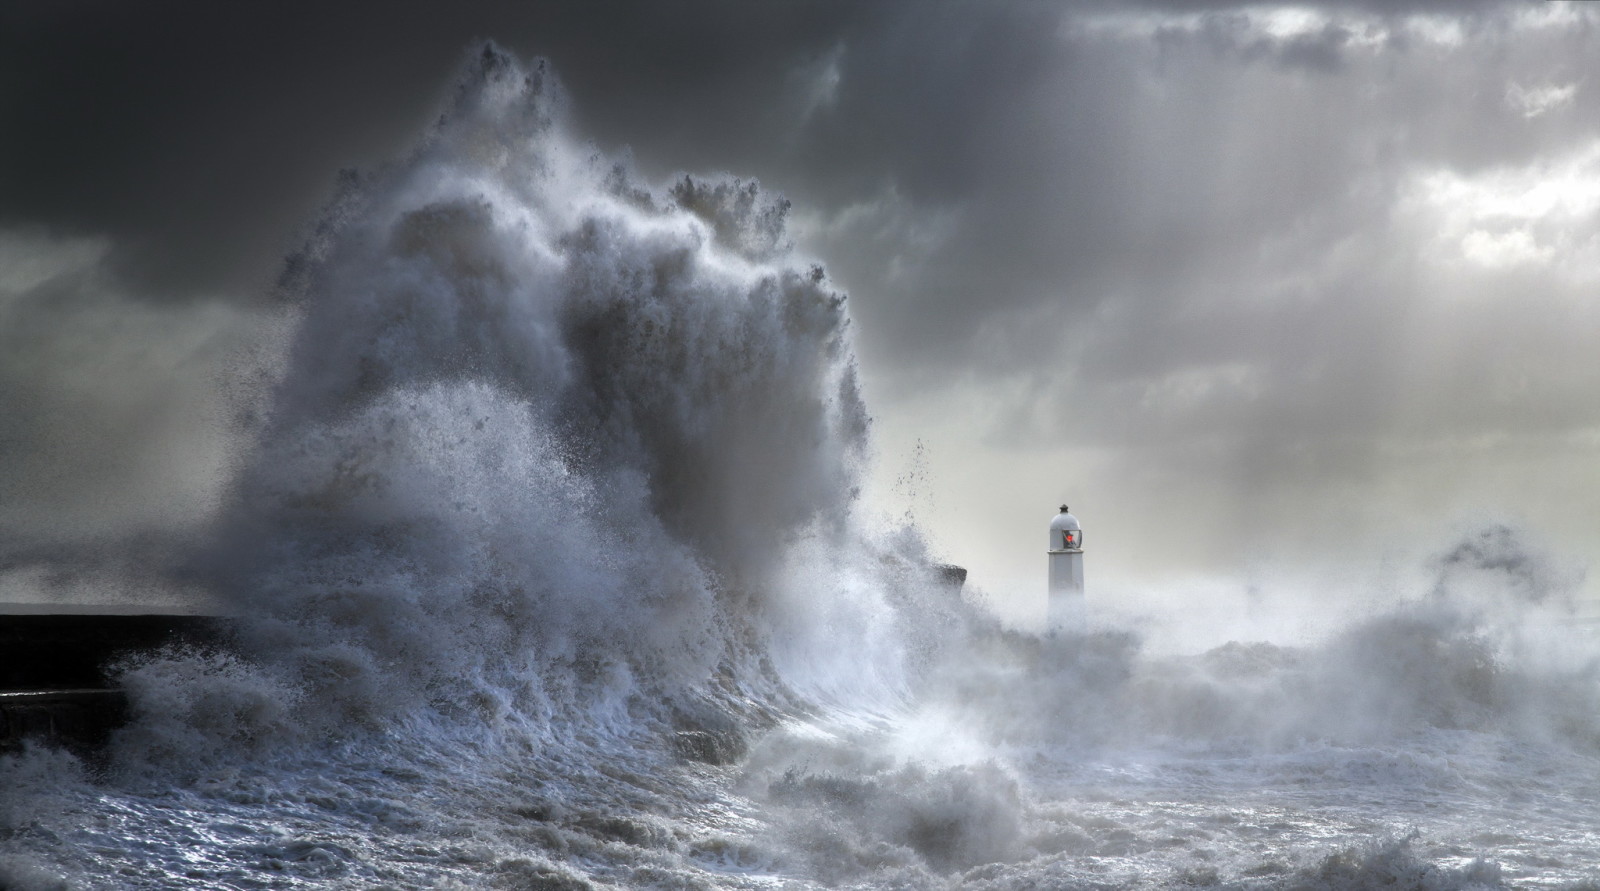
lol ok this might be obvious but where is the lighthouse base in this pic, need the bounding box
[1047,549,1085,631]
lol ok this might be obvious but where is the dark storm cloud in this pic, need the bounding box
[0,0,853,298]
[3,0,1598,585]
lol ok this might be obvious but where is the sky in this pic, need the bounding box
[3,0,1599,620]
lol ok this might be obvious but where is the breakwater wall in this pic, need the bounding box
[0,610,228,752]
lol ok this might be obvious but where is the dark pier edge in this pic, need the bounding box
[1,566,968,754]
[0,610,231,755]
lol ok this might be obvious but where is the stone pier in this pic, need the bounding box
[0,607,229,753]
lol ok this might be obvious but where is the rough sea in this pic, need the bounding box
[5,47,1600,890]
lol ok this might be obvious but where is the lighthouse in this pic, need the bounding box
[1047,505,1085,629]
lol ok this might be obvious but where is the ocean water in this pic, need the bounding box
[6,47,1600,890]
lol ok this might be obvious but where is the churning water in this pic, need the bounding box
[6,47,1600,890]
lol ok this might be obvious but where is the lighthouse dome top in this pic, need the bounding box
[1050,505,1081,531]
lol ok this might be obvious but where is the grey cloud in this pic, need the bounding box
[807,5,1599,410]
[769,2,1600,575]
[0,229,278,580]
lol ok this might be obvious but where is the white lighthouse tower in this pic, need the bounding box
[1047,505,1085,629]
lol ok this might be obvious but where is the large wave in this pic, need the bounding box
[108,43,954,766]
[0,45,969,889]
